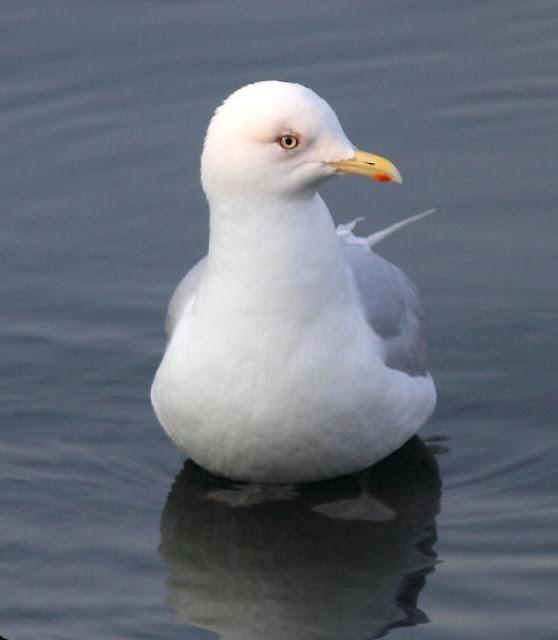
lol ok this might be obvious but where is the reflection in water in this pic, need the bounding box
[159,437,441,640]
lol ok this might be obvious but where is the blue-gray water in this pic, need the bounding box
[2,1,557,638]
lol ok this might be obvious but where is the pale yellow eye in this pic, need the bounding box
[279,135,299,150]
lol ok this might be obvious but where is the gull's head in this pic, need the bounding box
[201,81,402,204]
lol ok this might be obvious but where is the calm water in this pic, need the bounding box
[2,1,557,638]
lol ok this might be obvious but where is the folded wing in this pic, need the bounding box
[341,239,428,377]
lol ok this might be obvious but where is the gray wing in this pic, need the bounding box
[342,243,428,376]
[165,257,207,336]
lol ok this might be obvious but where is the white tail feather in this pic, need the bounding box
[366,209,437,247]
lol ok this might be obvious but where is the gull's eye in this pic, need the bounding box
[278,135,299,150]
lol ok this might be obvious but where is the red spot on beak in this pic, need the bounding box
[373,174,393,182]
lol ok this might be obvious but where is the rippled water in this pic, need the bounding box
[2,1,557,638]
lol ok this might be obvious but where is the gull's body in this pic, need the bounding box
[151,81,436,482]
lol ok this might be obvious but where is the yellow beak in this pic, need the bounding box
[331,149,402,184]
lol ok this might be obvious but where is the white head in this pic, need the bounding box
[201,81,401,205]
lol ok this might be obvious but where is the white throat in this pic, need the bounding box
[194,192,359,328]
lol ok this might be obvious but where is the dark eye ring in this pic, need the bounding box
[278,135,299,150]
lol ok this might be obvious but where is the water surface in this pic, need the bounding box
[1,1,557,639]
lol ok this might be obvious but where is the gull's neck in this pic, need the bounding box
[196,191,356,322]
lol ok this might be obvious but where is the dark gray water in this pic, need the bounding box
[2,1,557,638]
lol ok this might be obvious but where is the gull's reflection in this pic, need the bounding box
[159,436,441,640]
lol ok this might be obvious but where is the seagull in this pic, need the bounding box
[151,81,436,482]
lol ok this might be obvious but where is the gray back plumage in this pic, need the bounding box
[342,243,428,376]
